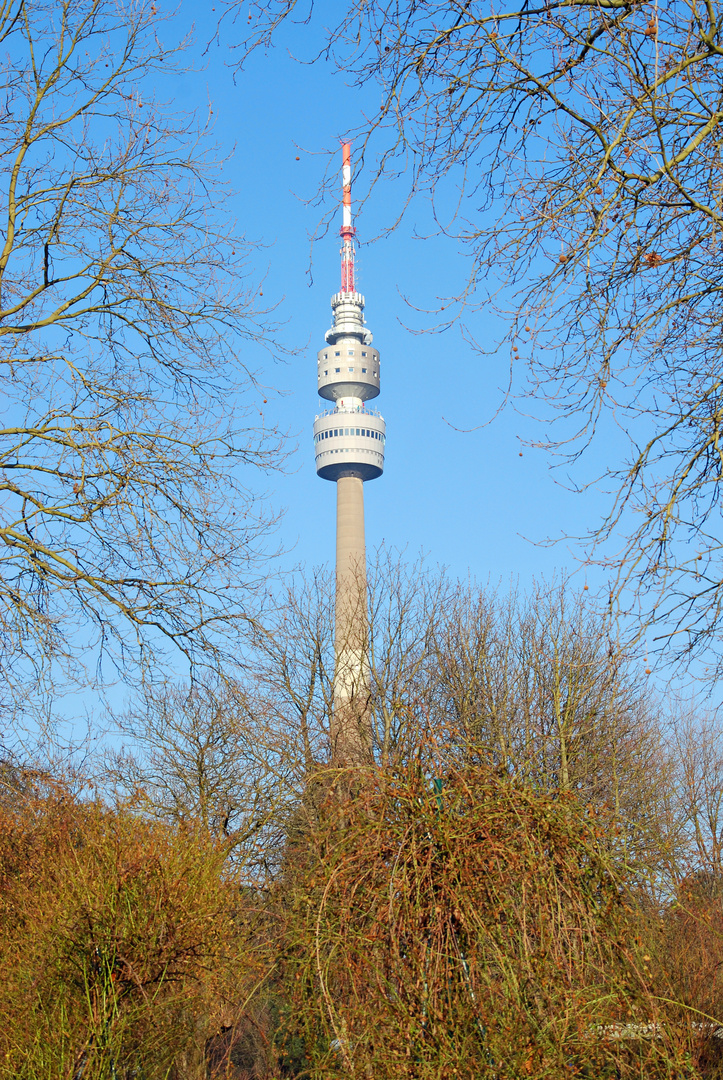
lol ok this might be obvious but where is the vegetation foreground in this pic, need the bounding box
[2,755,723,1080]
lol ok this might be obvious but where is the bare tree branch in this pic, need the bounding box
[1,0,288,704]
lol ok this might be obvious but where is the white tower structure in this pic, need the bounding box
[313,143,385,766]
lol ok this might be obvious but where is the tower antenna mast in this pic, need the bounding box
[340,141,355,293]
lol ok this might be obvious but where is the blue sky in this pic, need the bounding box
[167,5,614,598]
[12,0,718,761]
[31,0,716,754]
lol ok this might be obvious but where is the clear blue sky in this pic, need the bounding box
[165,4,611,596]
[47,0,694,741]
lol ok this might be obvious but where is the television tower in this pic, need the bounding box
[313,142,385,766]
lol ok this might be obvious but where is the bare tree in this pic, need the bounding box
[232,0,723,675]
[125,554,677,881]
[1,0,285,705]
[366,551,453,765]
[244,550,452,775]
[104,550,689,896]
[428,580,680,882]
[102,552,455,870]
[105,680,291,875]
[249,559,679,863]
[672,702,723,876]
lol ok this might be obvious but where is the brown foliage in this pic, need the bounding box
[5,750,723,1078]
[277,762,704,1079]
[0,777,270,1080]
[659,872,723,1078]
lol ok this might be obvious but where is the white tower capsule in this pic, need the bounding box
[314,142,384,767]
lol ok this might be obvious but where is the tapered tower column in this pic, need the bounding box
[312,142,385,768]
[333,475,371,764]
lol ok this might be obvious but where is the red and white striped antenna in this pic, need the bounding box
[340,141,356,293]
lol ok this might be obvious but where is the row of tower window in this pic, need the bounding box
[322,367,377,377]
[314,428,386,444]
[323,349,376,360]
[319,448,382,455]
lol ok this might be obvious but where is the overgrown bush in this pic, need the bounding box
[0,777,270,1080]
[276,763,706,1079]
[656,872,723,1079]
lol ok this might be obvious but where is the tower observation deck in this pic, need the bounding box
[313,234,385,476]
[313,287,386,481]
[314,142,384,768]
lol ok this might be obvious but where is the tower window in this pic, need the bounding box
[335,351,340,356]
[323,370,328,376]
[348,349,354,356]
[356,428,360,435]
[324,353,328,359]
[373,371,377,376]
[362,351,367,357]
[334,429,338,437]
[361,368,367,374]
[348,366,354,372]
[335,368,340,373]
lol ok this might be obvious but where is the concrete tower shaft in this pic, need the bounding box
[332,475,372,764]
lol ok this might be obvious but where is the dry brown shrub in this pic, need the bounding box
[658,872,723,1079]
[0,776,271,1080]
[276,763,705,1079]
